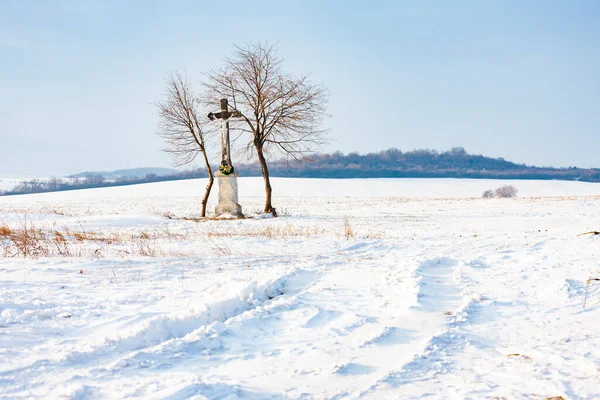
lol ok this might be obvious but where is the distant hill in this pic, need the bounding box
[3,147,600,196]
[67,147,600,182]
[69,167,180,180]
[233,147,600,181]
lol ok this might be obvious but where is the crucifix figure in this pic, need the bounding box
[208,98,241,168]
[208,98,244,218]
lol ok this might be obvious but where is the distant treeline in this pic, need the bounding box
[2,147,599,196]
[0,172,202,196]
[246,147,600,181]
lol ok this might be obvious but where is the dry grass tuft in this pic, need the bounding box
[343,217,355,240]
[132,231,157,257]
[1,217,50,258]
[0,224,12,237]
[74,230,108,243]
[52,230,73,257]
[507,353,531,360]
[583,276,600,309]
[208,236,233,256]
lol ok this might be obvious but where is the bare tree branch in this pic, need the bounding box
[204,42,330,214]
[156,71,216,217]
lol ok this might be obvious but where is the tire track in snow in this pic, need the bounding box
[88,270,317,355]
[356,257,472,398]
[97,243,420,399]
[2,241,386,397]
[101,268,324,373]
[153,254,469,400]
[413,258,464,314]
[0,268,320,397]
[2,245,469,399]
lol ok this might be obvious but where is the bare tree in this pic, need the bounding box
[205,43,329,215]
[83,174,105,187]
[156,72,215,217]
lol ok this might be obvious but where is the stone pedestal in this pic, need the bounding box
[215,171,243,218]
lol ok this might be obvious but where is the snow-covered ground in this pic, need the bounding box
[1,178,599,399]
[0,178,27,192]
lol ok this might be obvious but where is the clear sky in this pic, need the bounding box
[1,0,599,176]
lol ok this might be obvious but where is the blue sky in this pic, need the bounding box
[1,0,599,176]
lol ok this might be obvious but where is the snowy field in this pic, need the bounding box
[1,177,600,399]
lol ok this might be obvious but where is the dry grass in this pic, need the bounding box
[507,353,531,360]
[0,224,11,237]
[583,276,600,309]
[206,224,326,239]
[204,218,356,241]
[208,236,233,256]
[343,217,355,240]
[74,229,111,243]
[0,219,189,258]
[1,217,51,258]
[180,216,247,222]
[52,230,73,257]
[0,213,357,259]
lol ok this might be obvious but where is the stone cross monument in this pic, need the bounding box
[208,99,244,218]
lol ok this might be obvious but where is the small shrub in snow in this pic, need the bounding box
[495,185,518,198]
[482,189,495,198]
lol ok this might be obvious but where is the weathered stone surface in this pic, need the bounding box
[215,171,243,218]
[209,98,244,218]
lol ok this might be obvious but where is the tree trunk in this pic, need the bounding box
[200,148,214,218]
[256,144,276,216]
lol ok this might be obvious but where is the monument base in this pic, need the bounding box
[215,171,244,218]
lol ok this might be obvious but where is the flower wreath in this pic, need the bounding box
[219,163,235,175]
